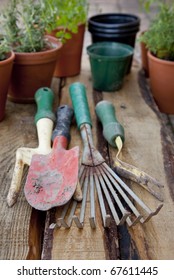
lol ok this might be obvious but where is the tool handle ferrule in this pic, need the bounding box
[52,105,74,143]
[34,87,56,124]
[95,100,125,148]
[69,82,92,129]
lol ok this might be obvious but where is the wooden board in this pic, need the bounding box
[42,57,109,260]
[0,78,60,260]
[0,101,40,259]
[1,0,174,260]
[41,55,174,260]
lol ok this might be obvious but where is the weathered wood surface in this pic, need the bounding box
[0,0,174,260]
[0,101,39,259]
[42,55,174,260]
[0,78,59,259]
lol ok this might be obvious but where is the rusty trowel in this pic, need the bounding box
[24,105,79,211]
[7,87,55,207]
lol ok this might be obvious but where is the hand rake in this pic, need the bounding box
[54,82,163,229]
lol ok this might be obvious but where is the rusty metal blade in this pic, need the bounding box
[24,136,79,211]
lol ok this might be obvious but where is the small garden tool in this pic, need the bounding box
[24,105,79,211]
[7,87,55,207]
[54,82,163,229]
[7,87,80,208]
[95,100,164,202]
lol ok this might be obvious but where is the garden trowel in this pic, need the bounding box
[24,104,79,211]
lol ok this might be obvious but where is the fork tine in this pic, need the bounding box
[101,164,143,225]
[89,167,96,228]
[73,166,89,228]
[140,203,163,224]
[57,166,86,229]
[98,166,131,225]
[94,171,111,227]
[102,163,163,224]
[57,200,72,228]
[97,169,121,225]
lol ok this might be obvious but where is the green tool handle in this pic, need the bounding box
[95,100,125,148]
[34,87,56,124]
[69,82,92,129]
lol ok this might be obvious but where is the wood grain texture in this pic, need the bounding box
[42,55,174,260]
[0,101,37,259]
[1,0,174,261]
[46,56,107,260]
[0,78,60,260]
[102,67,174,260]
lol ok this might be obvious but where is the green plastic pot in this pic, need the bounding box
[87,42,134,91]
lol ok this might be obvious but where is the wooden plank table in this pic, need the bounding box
[0,0,174,260]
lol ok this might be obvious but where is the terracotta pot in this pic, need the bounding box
[140,31,149,77]
[50,24,85,77]
[0,51,15,121]
[148,51,174,114]
[8,36,62,103]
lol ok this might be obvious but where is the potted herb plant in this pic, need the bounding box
[0,37,15,121]
[0,0,62,103]
[44,0,88,77]
[139,3,174,114]
[138,0,161,76]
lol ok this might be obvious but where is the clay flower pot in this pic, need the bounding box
[8,36,62,103]
[0,51,15,121]
[148,51,174,114]
[50,23,85,77]
[139,31,149,77]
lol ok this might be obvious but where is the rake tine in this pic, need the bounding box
[99,167,142,226]
[101,164,143,226]
[57,167,85,228]
[98,166,131,225]
[89,167,96,228]
[97,170,121,225]
[102,163,163,224]
[140,203,163,224]
[57,200,72,228]
[79,164,85,178]
[94,172,111,227]
[73,166,89,228]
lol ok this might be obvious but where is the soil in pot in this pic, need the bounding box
[87,42,134,92]
[0,51,15,121]
[50,24,85,77]
[8,36,62,103]
[148,51,174,114]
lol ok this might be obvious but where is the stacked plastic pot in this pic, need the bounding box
[88,13,140,47]
[87,13,140,91]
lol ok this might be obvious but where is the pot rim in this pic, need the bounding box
[13,35,62,64]
[88,30,139,38]
[14,35,62,56]
[88,13,140,29]
[0,51,15,66]
[88,25,139,34]
[148,51,174,66]
[87,42,134,60]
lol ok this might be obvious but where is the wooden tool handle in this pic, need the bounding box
[52,105,74,143]
[95,100,125,148]
[34,87,55,154]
